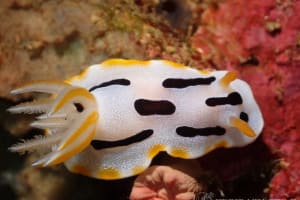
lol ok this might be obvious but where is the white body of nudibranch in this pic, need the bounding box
[8,59,264,180]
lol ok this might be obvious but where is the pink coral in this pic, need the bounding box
[192,0,300,198]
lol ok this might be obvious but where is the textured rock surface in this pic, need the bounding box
[0,0,198,101]
[0,0,299,199]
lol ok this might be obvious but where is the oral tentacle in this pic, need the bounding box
[10,80,69,95]
[30,117,69,129]
[33,118,96,166]
[7,99,54,114]
[9,133,63,154]
[36,113,67,120]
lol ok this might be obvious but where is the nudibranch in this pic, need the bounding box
[8,59,264,180]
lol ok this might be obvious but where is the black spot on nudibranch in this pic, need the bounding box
[162,77,216,88]
[205,92,243,107]
[91,129,153,150]
[74,103,84,112]
[134,99,176,115]
[240,112,249,122]
[89,79,130,92]
[176,126,226,137]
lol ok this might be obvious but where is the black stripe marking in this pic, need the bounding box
[176,126,226,137]
[134,99,176,115]
[90,129,153,150]
[89,79,130,92]
[240,112,249,122]
[162,77,216,88]
[205,92,243,106]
